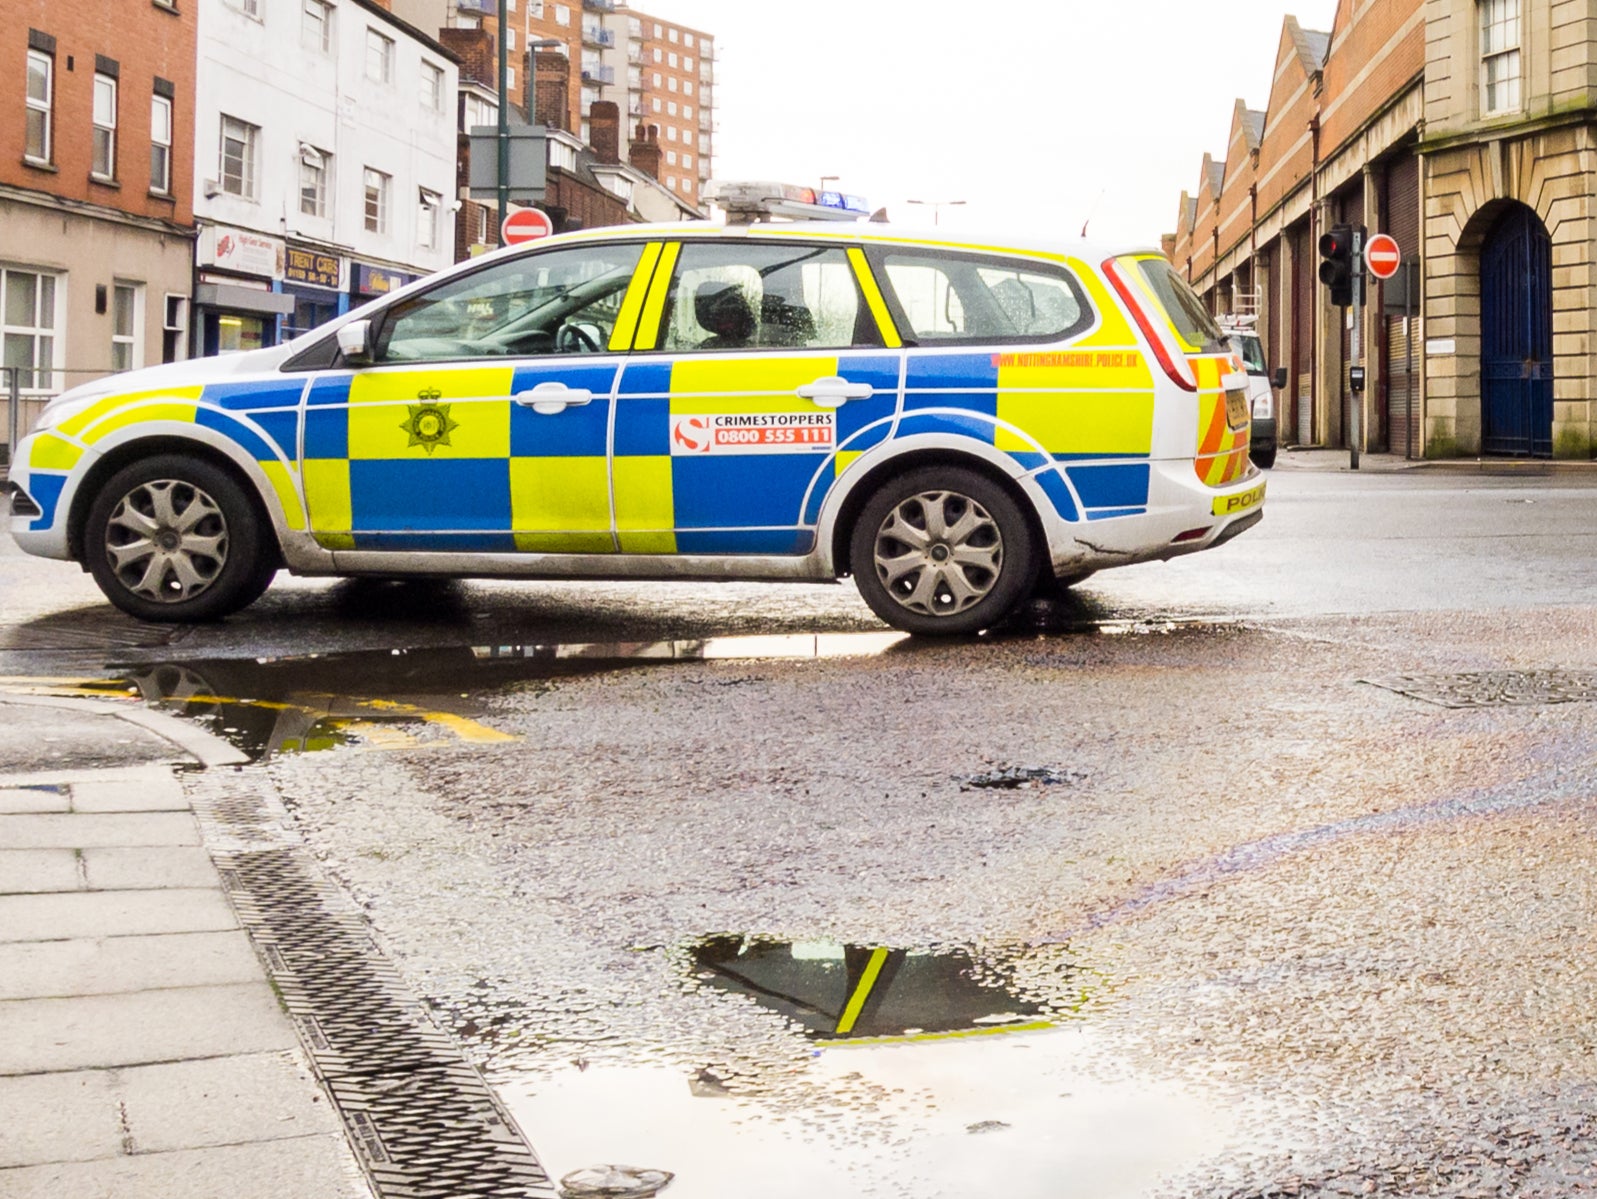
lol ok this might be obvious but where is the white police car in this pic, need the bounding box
[10,183,1263,636]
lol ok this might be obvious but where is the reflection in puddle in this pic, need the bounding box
[0,631,911,763]
[685,935,1064,1044]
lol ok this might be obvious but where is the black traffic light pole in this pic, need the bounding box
[1319,223,1367,470]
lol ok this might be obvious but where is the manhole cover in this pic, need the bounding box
[1363,670,1597,709]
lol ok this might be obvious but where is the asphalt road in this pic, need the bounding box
[7,460,1597,1197]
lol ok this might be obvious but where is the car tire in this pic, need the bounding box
[849,466,1037,636]
[1252,447,1277,470]
[84,454,276,623]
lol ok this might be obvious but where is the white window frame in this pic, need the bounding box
[1480,0,1522,114]
[219,114,258,198]
[303,0,333,53]
[25,50,52,165]
[366,29,395,83]
[149,93,173,194]
[555,4,571,26]
[418,188,441,250]
[421,61,445,110]
[1,266,62,397]
[364,167,390,234]
[299,145,329,218]
[111,281,143,373]
[92,73,117,180]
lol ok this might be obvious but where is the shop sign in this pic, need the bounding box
[285,244,344,290]
[199,226,284,279]
[353,263,416,296]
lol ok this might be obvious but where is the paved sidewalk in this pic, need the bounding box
[0,699,372,1199]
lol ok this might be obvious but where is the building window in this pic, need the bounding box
[652,48,661,63]
[1480,0,1521,113]
[111,282,141,372]
[150,93,172,193]
[364,168,390,233]
[91,73,117,179]
[219,115,257,197]
[506,28,517,52]
[667,76,677,93]
[299,145,328,217]
[684,80,693,97]
[555,4,570,26]
[683,104,692,119]
[684,32,694,48]
[652,71,661,85]
[1,267,59,395]
[666,150,676,165]
[651,98,660,113]
[684,56,693,70]
[682,153,692,169]
[367,29,395,82]
[683,129,693,146]
[667,52,677,67]
[303,0,332,52]
[233,0,261,16]
[505,65,516,91]
[25,50,52,163]
[418,189,441,250]
[667,101,677,116]
[421,62,445,110]
[666,125,676,141]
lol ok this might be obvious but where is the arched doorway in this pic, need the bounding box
[1480,203,1552,457]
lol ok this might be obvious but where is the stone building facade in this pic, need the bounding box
[1170,0,1590,460]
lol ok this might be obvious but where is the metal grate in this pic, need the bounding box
[191,775,556,1199]
[1363,669,1597,709]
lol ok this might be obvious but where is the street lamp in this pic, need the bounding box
[906,198,966,227]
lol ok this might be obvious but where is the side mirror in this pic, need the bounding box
[337,319,374,366]
[1271,366,1288,390]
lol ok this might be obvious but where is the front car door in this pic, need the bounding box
[610,238,902,554]
[300,241,650,552]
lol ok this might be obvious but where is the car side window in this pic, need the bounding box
[657,242,880,352]
[880,250,1091,345]
[373,243,645,363]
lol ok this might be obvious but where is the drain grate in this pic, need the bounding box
[190,775,555,1199]
[1364,669,1597,709]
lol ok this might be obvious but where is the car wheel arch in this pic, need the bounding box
[68,433,284,570]
[822,442,1049,580]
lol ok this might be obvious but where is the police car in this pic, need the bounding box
[9,183,1264,636]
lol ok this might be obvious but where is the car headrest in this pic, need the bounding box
[694,281,757,341]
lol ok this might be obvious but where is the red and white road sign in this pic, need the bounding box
[1365,232,1402,280]
[501,207,554,245]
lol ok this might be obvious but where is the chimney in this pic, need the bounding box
[438,28,494,90]
[628,123,661,180]
[589,100,621,165]
[531,50,570,132]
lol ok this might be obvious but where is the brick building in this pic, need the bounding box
[1170,0,1597,461]
[600,6,713,207]
[1,0,197,439]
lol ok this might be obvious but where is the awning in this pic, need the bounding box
[193,283,296,316]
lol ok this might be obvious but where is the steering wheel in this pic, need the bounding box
[556,323,600,353]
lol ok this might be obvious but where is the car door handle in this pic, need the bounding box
[514,382,594,415]
[796,376,873,408]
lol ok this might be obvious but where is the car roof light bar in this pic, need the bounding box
[705,180,871,225]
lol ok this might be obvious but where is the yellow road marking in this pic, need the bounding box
[834,946,891,1035]
[827,1019,1057,1048]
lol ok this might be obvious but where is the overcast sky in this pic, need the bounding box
[654,0,1339,245]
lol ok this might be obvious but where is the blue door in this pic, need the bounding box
[1481,205,1552,457]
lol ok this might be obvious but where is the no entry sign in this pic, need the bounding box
[502,207,554,245]
[1365,232,1402,280]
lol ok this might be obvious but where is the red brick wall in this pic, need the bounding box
[1189,158,1222,280]
[2,0,195,227]
[1216,107,1259,261]
[1318,0,1424,156]
[1254,25,1321,222]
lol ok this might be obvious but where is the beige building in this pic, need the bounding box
[1170,0,1593,460]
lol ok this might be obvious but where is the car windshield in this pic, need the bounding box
[1229,334,1267,373]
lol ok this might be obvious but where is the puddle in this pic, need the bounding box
[0,632,912,763]
[684,935,1070,1045]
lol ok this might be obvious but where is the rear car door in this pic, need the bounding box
[300,241,650,552]
[609,239,902,554]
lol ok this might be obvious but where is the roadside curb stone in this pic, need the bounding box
[0,694,373,1199]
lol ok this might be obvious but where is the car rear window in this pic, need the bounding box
[876,250,1091,345]
[1133,258,1224,351]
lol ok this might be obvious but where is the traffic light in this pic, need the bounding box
[1319,223,1357,307]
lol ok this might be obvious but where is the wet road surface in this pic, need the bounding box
[7,466,1597,1196]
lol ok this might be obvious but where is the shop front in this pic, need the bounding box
[282,243,347,340]
[192,225,294,356]
[350,262,420,309]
